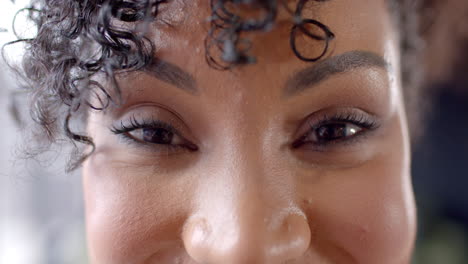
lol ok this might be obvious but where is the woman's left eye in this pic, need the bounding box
[128,127,185,145]
[306,122,363,144]
[292,118,375,149]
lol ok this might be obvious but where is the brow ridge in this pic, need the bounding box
[284,50,389,97]
[144,58,198,94]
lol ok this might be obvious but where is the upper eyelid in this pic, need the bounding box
[108,102,193,133]
[304,110,378,130]
[110,117,179,135]
[310,115,378,129]
[109,102,187,124]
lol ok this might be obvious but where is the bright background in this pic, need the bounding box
[1,1,467,263]
[1,1,87,263]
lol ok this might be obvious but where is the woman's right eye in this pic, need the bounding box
[127,127,185,145]
[110,117,198,152]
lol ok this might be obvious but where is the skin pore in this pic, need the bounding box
[83,0,416,263]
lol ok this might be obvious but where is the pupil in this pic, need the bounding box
[317,124,347,141]
[142,128,173,144]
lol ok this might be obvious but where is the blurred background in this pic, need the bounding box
[1,0,467,263]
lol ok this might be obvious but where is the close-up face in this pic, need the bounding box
[82,0,417,263]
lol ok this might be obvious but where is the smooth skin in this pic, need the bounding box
[83,0,417,263]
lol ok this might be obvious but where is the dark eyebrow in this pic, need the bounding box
[143,58,198,94]
[283,50,389,97]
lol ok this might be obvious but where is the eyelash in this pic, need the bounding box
[292,111,379,149]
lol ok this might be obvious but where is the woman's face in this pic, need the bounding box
[83,0,416,263]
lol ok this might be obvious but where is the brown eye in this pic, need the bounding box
[305,122,363,144]
[128,127,184,145]
[291,109,379,151]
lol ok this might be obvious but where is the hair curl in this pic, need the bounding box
[5,0,427,170]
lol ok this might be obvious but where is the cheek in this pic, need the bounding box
[303,117,416,263]
[82,154,191,264]
[313,168,416,264]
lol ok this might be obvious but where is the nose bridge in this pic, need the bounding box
[182,133,311,263]
[208,132,288,234]
[211,111,283,200]
[220,130,291,226]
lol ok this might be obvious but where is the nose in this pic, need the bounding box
[183,209,311,264]
[182,164,311,263]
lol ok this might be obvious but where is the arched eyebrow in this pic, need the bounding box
[283,50,390,98]
[141,51,388,97]
[143,58,198,94]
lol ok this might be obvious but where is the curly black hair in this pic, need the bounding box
[5,0,428,170]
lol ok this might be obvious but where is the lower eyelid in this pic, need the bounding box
[115,128,199,154]
[117,132,189,153]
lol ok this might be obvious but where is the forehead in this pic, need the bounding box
[150,0,396,61]
[121,0,399,101]
[150,0,397,54]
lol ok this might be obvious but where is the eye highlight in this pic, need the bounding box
[292,109,379,149]
[309,122,363,143]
